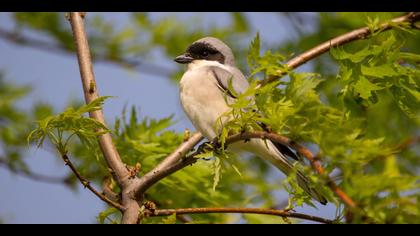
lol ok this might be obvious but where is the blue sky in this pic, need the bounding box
[0,12,335,223]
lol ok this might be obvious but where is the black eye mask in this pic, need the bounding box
[187,42,225,64]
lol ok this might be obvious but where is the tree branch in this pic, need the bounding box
[263,12,420,85]
[69,12,128,186]
[148,207,335,224]
[132,132,203,197]
[61,154,124,211]
[68,12,140,224]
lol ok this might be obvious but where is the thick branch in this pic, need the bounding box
[68,12,128,186]
[68,12,140,224]
[263,12,420,85]
[61,154,124,210]
[149,207,335,224]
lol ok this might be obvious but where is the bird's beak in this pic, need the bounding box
[174,53,194,64]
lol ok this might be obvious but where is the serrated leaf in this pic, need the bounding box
[247,32,260,68]
[28,96,112,154]
[212,157,222,191]
[361,64,399,78]
[353,77,383,99]
[77,96,113,114]
[287,72,322,102]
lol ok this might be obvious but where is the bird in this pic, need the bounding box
[174,37,327,205]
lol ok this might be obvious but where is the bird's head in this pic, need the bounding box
[174,37,235,66]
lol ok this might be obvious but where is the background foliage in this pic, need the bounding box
[1,12,419,223]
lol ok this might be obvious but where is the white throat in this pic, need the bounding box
[187,60,230,71]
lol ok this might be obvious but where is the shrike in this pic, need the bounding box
[175,37,327,205]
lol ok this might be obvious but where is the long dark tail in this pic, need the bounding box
[296,171,328,205]
[261,140,328,205]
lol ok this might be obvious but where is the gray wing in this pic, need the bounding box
[208,66,300,161]
[207,66,249,99]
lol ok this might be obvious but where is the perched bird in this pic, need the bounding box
[174,37,327,205]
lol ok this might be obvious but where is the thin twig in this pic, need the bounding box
[149,207,335,224]
[262,12,420,85]
[61,154,124,211]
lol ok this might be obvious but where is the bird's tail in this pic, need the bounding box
[249,140,328,205]
[295,171,328,205]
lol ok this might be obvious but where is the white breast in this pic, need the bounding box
[179,61,232,140]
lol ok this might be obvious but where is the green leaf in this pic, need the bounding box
[399,52,420,65]
[287,72,322,102]
[28,96,112,154]
[247,32,260,68]
[330,35,397,63]
[212,157,222,191]
[353,77,383,100]
[361,64,399,78]
[77,96,113,114]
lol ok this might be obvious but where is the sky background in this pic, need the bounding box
[0,12,336,223]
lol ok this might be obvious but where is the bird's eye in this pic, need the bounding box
[201,51,208,57]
